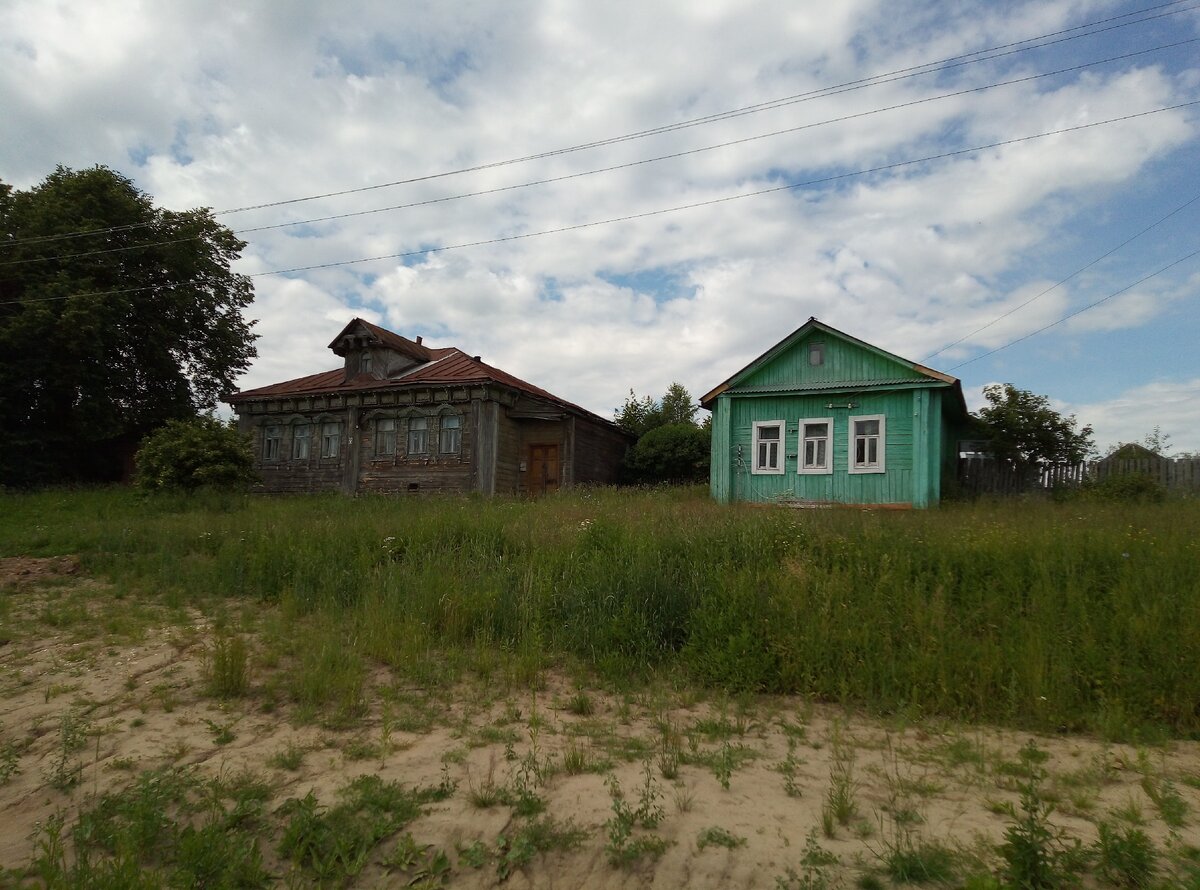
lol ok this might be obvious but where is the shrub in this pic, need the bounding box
[623,423,710,484]
[135,416,257,493]
[1082,473,1166,504]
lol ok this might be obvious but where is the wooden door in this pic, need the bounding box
[525,444,560,496]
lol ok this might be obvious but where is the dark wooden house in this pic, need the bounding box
[227,318,632,495]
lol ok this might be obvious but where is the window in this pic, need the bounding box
[321,422,341,459]
[799,418,833,474]
[808,341,825,366]
[439,414,461,454]
[292,424,312,460]
[407,416,428,455]
[376,418,396,456]
[752,421,784,474]
[361,350,372,374]
[849,414,886,474]
[262,425,282,461]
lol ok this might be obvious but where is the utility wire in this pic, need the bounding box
[2,0,1193,249]
[3,99,1194,307]
[4,36,1195,270]
[924,191,1200,362]
[946,247,1200,370]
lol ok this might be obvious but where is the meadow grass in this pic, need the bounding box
[3,486,1199,738]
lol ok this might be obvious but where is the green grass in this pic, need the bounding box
[3,487,1200,737]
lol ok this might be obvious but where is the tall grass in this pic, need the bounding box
[3,486,1198,737]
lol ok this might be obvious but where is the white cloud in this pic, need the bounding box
[1068,378,1200,453]
[1,0,1197,423]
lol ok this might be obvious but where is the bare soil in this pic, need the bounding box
[1,561,1198,887]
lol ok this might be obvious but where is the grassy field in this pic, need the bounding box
[2,486,1198,740]
[2,486,1200,888]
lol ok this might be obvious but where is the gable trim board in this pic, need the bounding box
[702,318,968,508]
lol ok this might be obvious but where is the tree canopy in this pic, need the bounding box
[0,165,257,486]
[974,383,1094,470]
[615,383,710,483]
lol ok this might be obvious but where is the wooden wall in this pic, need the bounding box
[237,387,628,497]
[574,417,632,485]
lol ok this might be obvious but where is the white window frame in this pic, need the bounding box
[751,420,785,475]
[798,417,834,475]
[848,414,886,474]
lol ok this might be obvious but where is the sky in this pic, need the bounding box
[2,0,1198,453]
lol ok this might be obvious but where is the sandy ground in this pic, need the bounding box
[1,558,1198,888]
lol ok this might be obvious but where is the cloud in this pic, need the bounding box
[1068,378,1200,453]
[1,0,1197,423]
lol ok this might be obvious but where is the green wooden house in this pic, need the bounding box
[700,318,969,508]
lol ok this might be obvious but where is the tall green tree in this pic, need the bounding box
[615,382,709,483]
[0,165,257,485]
[975,384,1094,472]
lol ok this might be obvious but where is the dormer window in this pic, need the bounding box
[361,350,373,374]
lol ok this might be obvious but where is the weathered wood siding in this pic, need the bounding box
[574,417,632,485]
[357,409,473,494]
[494,410,523,494]
[722,390,916,504]
[737,330,927,389]
[242,411,348,494]
[516,420,566,495]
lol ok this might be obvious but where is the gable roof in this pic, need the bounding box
[699,317,965,412]
[229,320,623,430]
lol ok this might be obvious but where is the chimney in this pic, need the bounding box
[415,336,423,345]
[472,355,481,362]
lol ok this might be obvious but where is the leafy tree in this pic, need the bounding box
[623,423,710,484]
[659,382,698,426]
[0,165,257,486]
[615,383,708,483]
[614,389,663,439]
[975,384,1094,472]
[135,416,257,492]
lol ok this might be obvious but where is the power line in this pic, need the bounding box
[4,98,1193,308]
[2,0,1193,249]
[946,247,1200,370]
[5,36,1195,270]
[924,192,1200,362]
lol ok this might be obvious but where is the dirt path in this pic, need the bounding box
[1,561,1198,887]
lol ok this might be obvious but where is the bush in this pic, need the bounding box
[623,423,710,484]
[135,416,257,493]
[1082,474,1166,504]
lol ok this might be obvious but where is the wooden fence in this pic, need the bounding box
[955,456,1200,497]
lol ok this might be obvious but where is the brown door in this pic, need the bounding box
[525,444,560,496]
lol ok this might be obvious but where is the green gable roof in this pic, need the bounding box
[700,318,964,411]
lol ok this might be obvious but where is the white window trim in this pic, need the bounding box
[751,420,785,475]
[798,417,834,475]
[848,413,886,475]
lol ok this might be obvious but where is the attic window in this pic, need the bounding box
[808,342,825,366]
[361,350,373,374]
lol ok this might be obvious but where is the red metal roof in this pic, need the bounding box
[229,327,618,429]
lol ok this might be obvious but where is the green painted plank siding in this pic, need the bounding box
[721,391,918,504]
[737,330,927,389]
